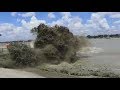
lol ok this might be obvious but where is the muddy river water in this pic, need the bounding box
[85,38,120,73]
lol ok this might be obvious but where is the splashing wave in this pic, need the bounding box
[77,47,104,56]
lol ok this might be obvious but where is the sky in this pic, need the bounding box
[0,12,120,41]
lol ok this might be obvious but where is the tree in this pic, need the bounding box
[31,23,81,63]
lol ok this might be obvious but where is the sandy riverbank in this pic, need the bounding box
[0,68,45,78]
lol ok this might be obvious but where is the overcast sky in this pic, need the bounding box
[0,12,120,41]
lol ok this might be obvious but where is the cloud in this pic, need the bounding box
[48,12,86,35]
[11,12,120,41]
[67,16,85,35]
[3,12,120,42]
[109,13,120,18]
[84,13,110,35]
[22,12,120,37]
[17,18,21,22]
[113,20,120,24]
[11,12,17,16]
[21,16,46,30]
[0,23,15,32]
[0,23,34,41]
[48,12,55,19]
[49,12,72,26]
[15,12,120,36]
[95,12,120,34]
[19,12,36,18]
[0,15,46,41]
[60,12,71,17]
[60,12,71,20]
[96,12,120,19]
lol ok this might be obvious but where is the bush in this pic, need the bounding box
[7,42,38,67]
[0,53,15,68]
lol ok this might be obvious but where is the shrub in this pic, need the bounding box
[0,53,15,68]
[7,42,38,67]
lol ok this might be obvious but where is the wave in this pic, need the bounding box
[77,47,104,56]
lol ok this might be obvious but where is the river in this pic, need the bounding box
[84,38,120,73]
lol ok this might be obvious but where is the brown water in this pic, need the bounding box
[86,38,120,73]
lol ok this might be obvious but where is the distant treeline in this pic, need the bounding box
[86,34,120,39]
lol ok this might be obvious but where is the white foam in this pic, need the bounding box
[87,47,104,53]
[77,47,104,56]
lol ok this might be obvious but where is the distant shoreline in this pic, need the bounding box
[86,34,120,39]
[87,37,120,39]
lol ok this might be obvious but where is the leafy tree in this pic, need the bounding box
[31,23,82,63]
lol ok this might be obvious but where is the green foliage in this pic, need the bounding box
[42,44,61,64]
[31,24,84,63]
[7,42,38,67]
[0,53,15,68]
[43,45,59,59]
